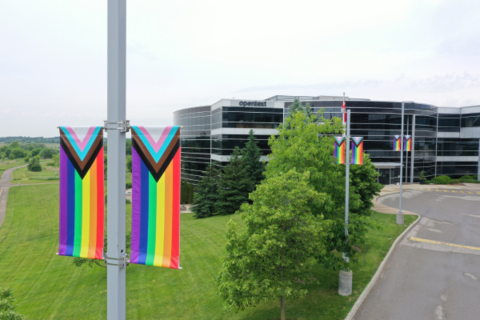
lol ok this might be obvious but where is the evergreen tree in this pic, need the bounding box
[191,164,219,218]
[216,147,253,214]
[286,98,314,122]
[241,130,264,191]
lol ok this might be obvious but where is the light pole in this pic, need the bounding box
[107,0,127,319]
[397,102,404,225]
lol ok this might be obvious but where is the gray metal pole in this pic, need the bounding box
[397,102,404,224]
[411,115,416,183]
[478,139,480,181]
[344,109,351,261]
[405,116,409,183]
[107,1,126,319]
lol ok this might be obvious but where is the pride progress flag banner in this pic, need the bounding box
[393,135,401,151]
[59,126,104,259]
[351,137,364,165]
[404,135,412,151]
[130,126,181,269]
[334,136,346,164]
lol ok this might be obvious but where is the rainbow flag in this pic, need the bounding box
[130,126,181,269]
[351,137,364,165]
[393,135,401,151]
[404,135,412,151]
[334,136,346,164]
[59,126,104,259]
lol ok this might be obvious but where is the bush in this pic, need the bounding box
[24,157,29,163]
[460,175,474,182]
[448,179,460,184]
[46,162,55,166]
[126,180,132,189]
[432,175,451,184]
[424,180,433,184]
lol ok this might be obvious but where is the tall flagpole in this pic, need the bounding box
[107,0,127,319]
[397,102,404,225]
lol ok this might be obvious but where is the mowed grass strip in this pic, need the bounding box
[0,159,24,172]
[11,165,59,184]
[0,184,416,320]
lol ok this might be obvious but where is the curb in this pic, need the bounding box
[344,193,421,320]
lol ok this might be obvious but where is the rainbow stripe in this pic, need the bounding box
[393,135,401,151]
[59,127,104,259]
[404,135,412,151]
[130,126,181,269]
[334,136,346,164]
[351,137,364,165]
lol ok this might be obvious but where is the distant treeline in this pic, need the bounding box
[0,136,60,144]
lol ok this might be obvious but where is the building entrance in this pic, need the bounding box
[378,169,391,185]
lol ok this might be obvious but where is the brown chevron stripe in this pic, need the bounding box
[131,129,180,172]
[60,128,103,170]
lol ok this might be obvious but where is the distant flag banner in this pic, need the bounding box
[404,135,412,151]
[342,100,347,123]
[130,126,181,269]
[334,136,346,164]
[58,126,104,259]
[393,135,401,151]
[351,137,364,165]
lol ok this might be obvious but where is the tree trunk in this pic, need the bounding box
[281,296,285,320]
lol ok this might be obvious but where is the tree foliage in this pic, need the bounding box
[0,287,25,320]
[241,130,264,191]
[266,111,378,271]
[216,147,253,214]
[191,164,219,218]
[27,156,42,172]
[218,169,326,320]
[286,98,314,122]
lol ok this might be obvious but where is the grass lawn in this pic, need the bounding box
[0,159,24,173]
[11,164,59,184]
[0,184,416,320]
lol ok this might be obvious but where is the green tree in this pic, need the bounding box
[286,98,314,121]
[241,129,264,191]
[9,148,25,159]
[216,146,253,214]
[31,148,42,157]
[266,111,375,271]
[0,287,26,320]
[52,154,60,167]
[9,141,20,149]
[40,148,57,159]
[126,155,132,173]
[28,156,42,172]
[218,170,326,320]
[191,164,219,218]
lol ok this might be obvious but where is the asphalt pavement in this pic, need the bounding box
[354,187,480,320]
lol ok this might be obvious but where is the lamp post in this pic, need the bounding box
[107,0,127,319]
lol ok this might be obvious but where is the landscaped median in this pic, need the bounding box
[0,184,416,319]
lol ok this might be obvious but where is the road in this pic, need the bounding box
[0,165,27,228]
[355,187,480,320]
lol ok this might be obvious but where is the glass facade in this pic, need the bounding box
[173,106,211,182]
[174,98,479,183]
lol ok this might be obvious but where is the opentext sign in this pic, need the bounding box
[239,101,267,107]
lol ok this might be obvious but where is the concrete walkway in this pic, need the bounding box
[0,165,27,228]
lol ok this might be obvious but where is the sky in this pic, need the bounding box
[1,0,479,137]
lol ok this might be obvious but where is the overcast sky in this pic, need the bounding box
[1,0,479,137]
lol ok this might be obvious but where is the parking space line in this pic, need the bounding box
[460,191,464,193]
[452,190,455,193]
[427,189,431,191]
[410,237,480,252]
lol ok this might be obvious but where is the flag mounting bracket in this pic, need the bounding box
[103,120,130,133]
[104,253,130,268]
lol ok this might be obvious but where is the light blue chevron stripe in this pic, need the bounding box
[132,126,179,163]
[60,126,102,161]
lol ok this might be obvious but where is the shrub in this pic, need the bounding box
[24,157,29,163]
[125,180,132,189]
[448,179,460,184]
[46,162,55,166]
[432,175,451,184]
[424,180,433,184]
[460,175,474,182]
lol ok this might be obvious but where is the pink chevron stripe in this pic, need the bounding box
[65,126,96,152]
[138,126,172,152]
